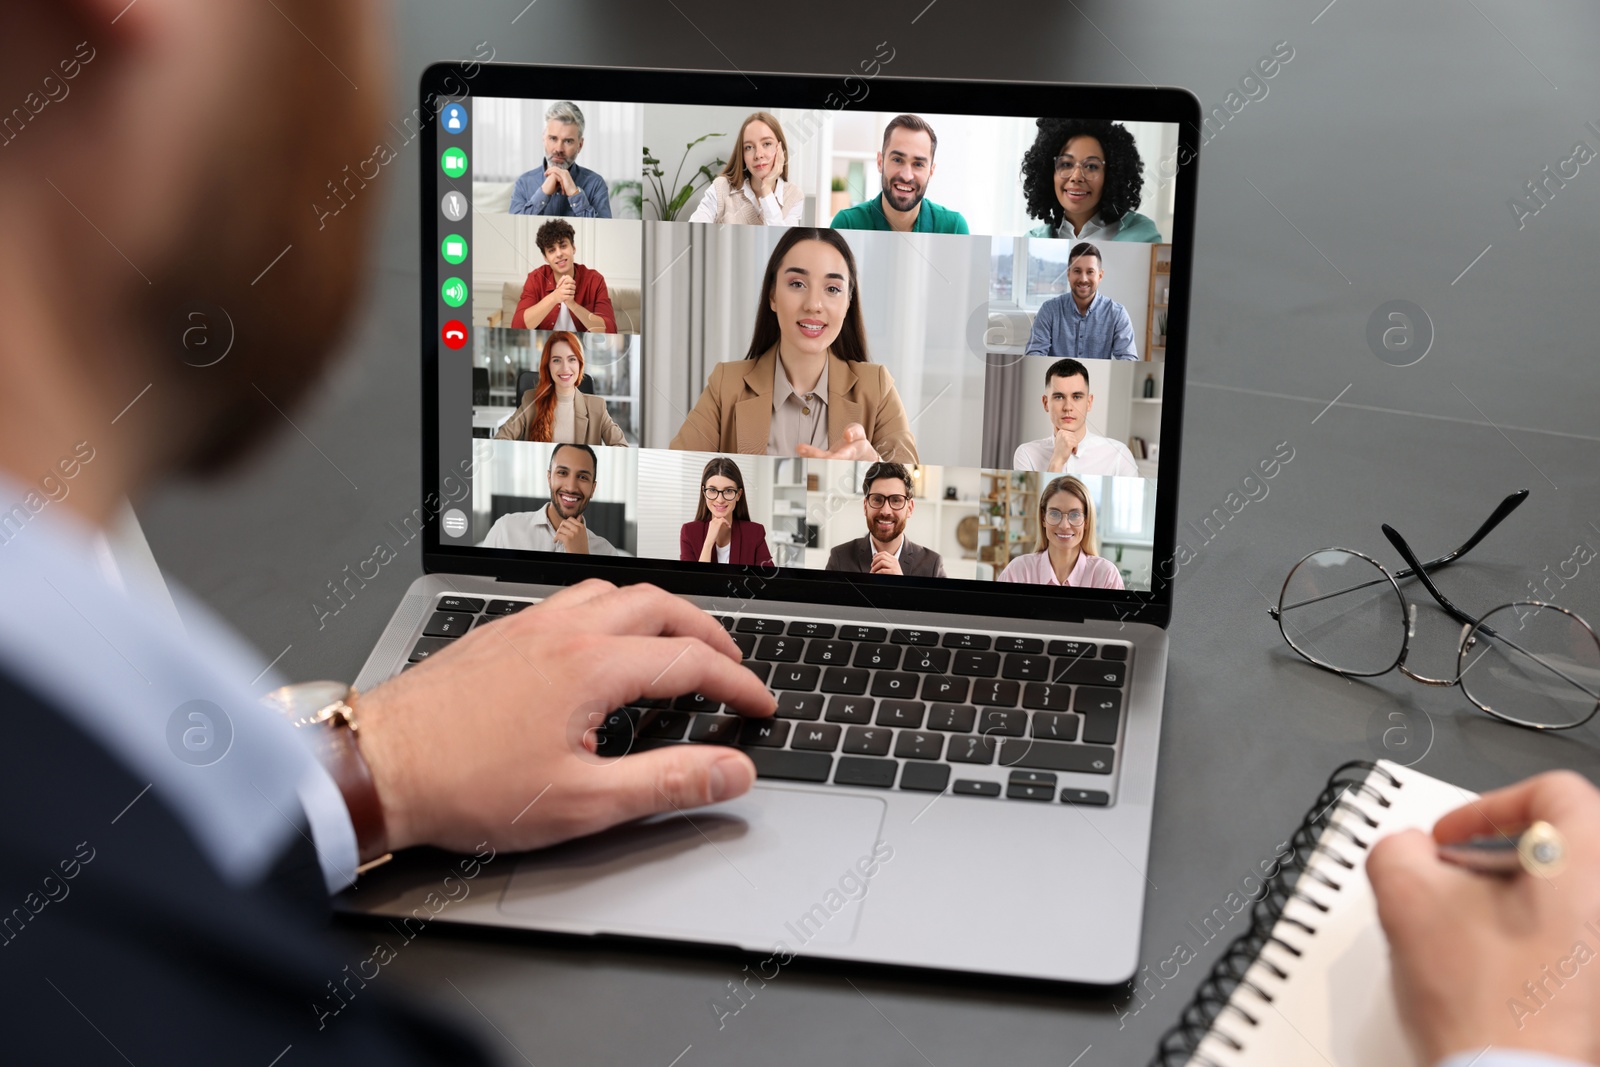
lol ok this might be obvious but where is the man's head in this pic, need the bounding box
[546,443,597,520]
[543,101,585,167]
[0,1,391,513]
[861,461,914,546]
[1065,242,1103,305]
[1041,358,1093,434]
[536,219,577,273]
[877,115,937,215]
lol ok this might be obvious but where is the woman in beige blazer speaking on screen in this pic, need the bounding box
[669,228,918,463]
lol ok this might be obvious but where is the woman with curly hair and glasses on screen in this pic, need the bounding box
[998,475,1124,588]
[1020,118,1162,243]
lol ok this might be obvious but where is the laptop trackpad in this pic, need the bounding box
[499,787,887,948]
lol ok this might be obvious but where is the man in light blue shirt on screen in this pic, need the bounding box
[508,100,613,217]
[1023,241,1138,362]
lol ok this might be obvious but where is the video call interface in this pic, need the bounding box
[435,95,1181,593]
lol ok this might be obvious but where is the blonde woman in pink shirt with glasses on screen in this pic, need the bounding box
[998,475,1124,588]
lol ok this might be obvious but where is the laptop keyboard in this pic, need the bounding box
[401,595,1130,807]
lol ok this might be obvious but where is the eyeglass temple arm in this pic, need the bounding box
[1392,489,1529,581]
[1382,524,1479,628]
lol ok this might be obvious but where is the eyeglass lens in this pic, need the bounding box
[866,494,909,510]
[1459,604,1600,729]
[1277,549,1407,676]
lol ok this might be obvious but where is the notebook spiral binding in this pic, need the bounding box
[1148,759,1404,1067]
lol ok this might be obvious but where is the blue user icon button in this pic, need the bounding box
[441,102,468,135]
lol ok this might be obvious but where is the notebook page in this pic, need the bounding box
[1189,760,1478,1067]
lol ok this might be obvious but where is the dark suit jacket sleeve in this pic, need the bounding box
[824,540,861,572]
[581,267,617,333]
[0,671,491,1066]
[512,267,551,330]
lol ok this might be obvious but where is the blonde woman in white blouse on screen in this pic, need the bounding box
[688,112,804,226]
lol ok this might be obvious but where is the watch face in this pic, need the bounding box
[261,680,355,726]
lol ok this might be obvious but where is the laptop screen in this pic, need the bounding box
[421,64,1200,626]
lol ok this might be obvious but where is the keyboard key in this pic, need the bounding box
[1031,711,1080,742]
[804,640,854,666]
[791,723,843,752]
[947,734,997,764]
[787,621,836,639]
[1022,683,1073,712]
[1074,688,1122,715]
[894,732,944,761]
[731,632,758,658]
[870,672,919,698]
[1082,707,1121,746]
[593,708,639,757]
[712,615,734,630]
[771,665,821,691]
[920,675,969,702]
[820,667,869,694]
[755,636,804,663]
[853,643,901,669]
[971,679,1021,707]
[953,651,1001,677]
[842,727,892,756]
[745,748,832,783]
[484,599,532,616]
[835,756,897,788]
[1010,770,1057,788]
[1002,654,1051,681]
[825,697,875,724]
[891,628,937,646]
[739,719,790,747]
[735,617,785,634]
[742,660,773,685]
[995,636,1044,654]
[998,740,1113,774]
[1053,660,1127,687]
[408,636,454,662]
[1100,645,1129,661]
[902,647,951,673]
[899,763,951,792]
[638,711,690,740]
[876,700,925,729]
[977,708,1027,737]
[471,615,496,629]
[688,715,741,744]
[1007,782,1054,801]
[422,611,473,638]
[953,779,1001,797]
[838,625,887,642]
[776,693,824,720]
[1062,788,1111,806]
[942,632,992,650]
[927,704,976,732]
[673,692,722,713]
[437,596,485,613]
[1047,639,1096,659]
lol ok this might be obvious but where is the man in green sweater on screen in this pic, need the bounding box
[829,114,970,234]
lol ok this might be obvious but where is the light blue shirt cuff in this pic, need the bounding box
[1439,1052,1594,1067]
[298,761,361,893]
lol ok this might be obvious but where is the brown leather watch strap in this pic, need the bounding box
[309,699,390,868]
[261,682,391,871]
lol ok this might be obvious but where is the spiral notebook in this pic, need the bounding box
[1151,759,1478,1067]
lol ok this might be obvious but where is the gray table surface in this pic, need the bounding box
[141,1,1600,1063]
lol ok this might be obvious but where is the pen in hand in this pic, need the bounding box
[1437,819,1567,877]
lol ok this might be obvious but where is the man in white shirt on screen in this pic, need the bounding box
[479,444,627,553]
[1010,358,1139,476]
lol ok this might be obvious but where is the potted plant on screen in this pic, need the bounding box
[641,133,725,222]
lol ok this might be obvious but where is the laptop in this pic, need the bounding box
[340,62,1199,986]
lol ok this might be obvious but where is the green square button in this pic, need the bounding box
[441,147,468,178]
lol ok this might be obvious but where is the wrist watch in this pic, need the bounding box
[260,681,392,874]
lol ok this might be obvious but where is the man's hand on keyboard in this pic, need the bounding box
[355,580,776,855]
[1368,770,1600,1067]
